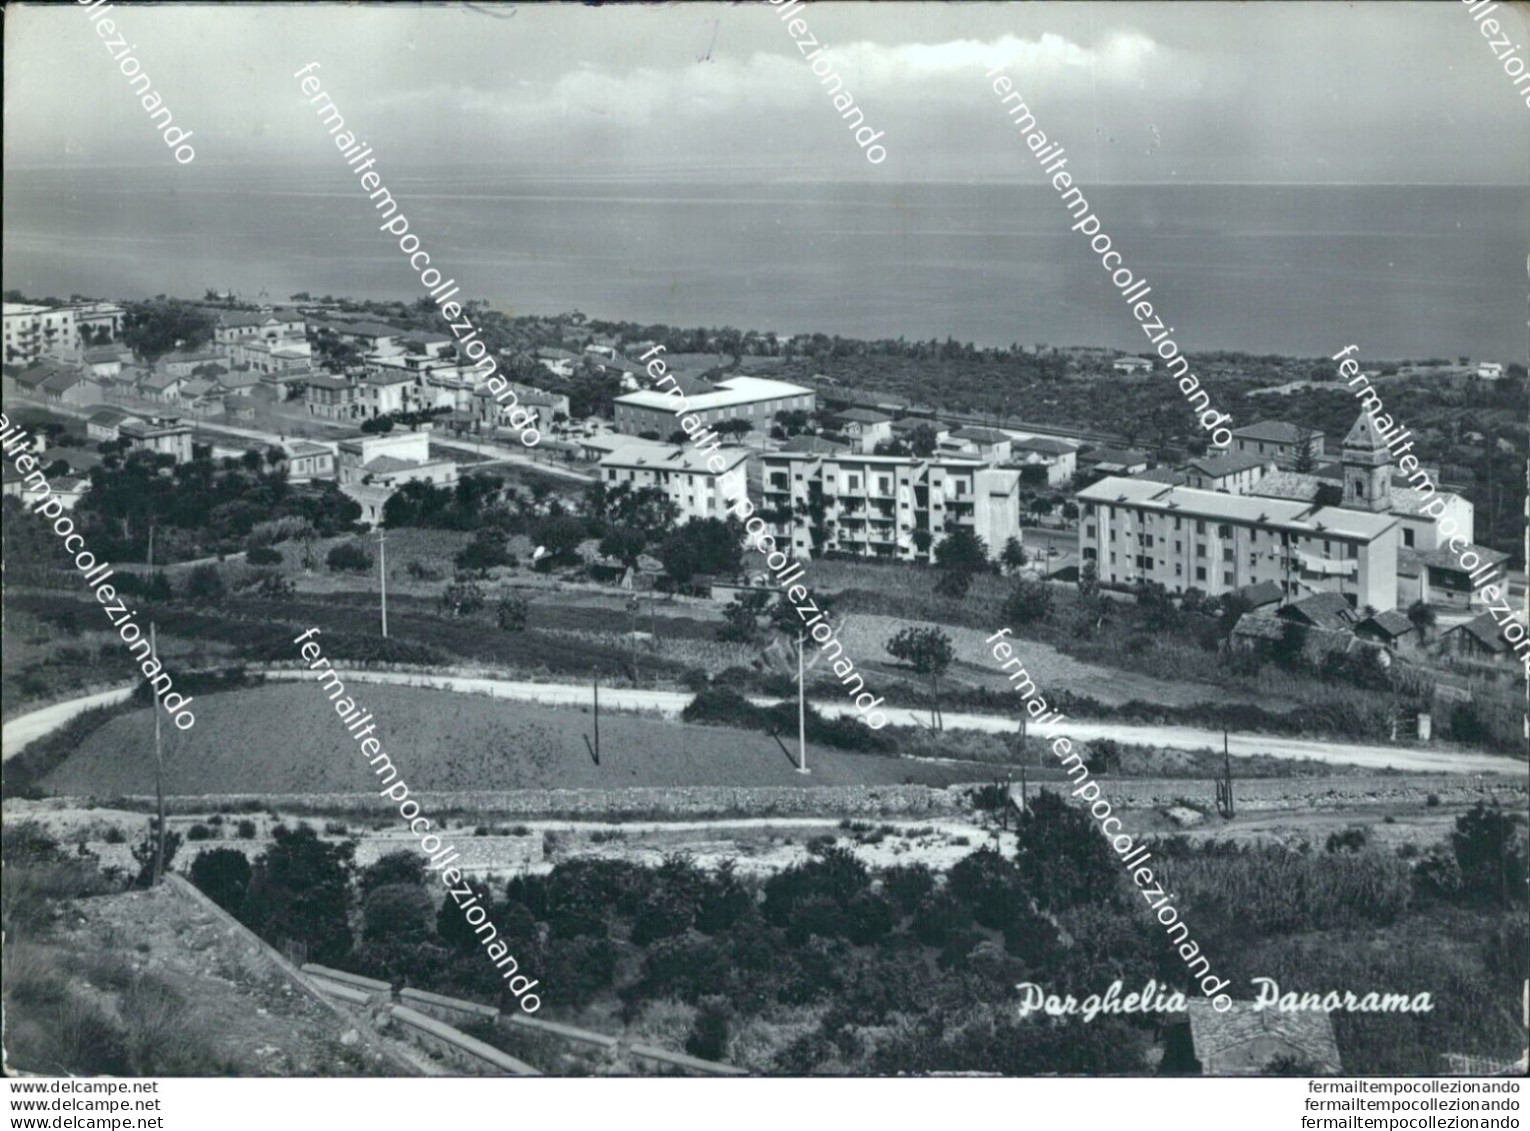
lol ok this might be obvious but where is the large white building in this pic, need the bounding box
[613,375,814,438]
[598,443,750,524]
[760,451,1023,564]
[1077,476,1401,611]
[3,301,126,364]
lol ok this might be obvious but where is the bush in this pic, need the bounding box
[496,593,529,632]
[245,545,283,566]
[685,999,733,1062]
[185,823,217,842]
[362,883,436,945]
[235,819,257,839]
[326,541,374,573]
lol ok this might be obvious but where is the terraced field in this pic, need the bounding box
[42,683,978,796]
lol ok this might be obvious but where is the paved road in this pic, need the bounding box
[8,669,1521,776]
[2,688,137,760]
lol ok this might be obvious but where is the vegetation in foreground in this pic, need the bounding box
[160,795,1529,1076]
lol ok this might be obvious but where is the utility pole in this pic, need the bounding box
[582,667,602,766]
[801,627,813,777]
[150,622,167,887]
[377,527,388,638]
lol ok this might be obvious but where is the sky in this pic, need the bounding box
[4,1,1529,184]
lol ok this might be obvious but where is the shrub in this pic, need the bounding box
[496,593,529,632]
[326,541,374,573]
[246,545,283,566]
[1325,827,1368,854]
[103,827,127,845]
[235,819,257,839]
[1004,577,1054,624]
[129,822,182,889]
[185,823,216,842]
[240,824,356,965]
[685,998,733,1062]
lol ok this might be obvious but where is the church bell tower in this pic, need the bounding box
[1341,411,1391,513]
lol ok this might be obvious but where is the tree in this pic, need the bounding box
[531,514,587,567]
[455,529,514,572]
[1406,599,1436,643]
[598,526,649,571]
[326,541,374,572]
[658,518,743,585]
[363,883,435,945]
[360,851,427,894]
[1013,790,1121,912]
[189,847,250,913]
[1000,536,1028,574]
[1293,429,1319,473]
[885,625,955,730]
[1003,577,1053,625]
[437,880,497,951]
[1314,483,1344,507]
[713,419,753,437]
[1450,803,1527,906]
[185,563,225,600]
[241,824,356,965]
[906,424,939,458]
[718,589,771,643]
[934,528,990,576]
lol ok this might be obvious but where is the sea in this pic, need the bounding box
[3,165,1524,361]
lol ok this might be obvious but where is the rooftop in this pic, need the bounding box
[834,408,893,425]
[1186,999,1341,1075]
[1082,447,1151,468]
[1231,420,1317,445]
[1011,436,1076,455]
[616,375,812,414]
[600,443,750,475]
[949,426,1011,443]
[1185,451,1271,477]
[1078,476,1398,541]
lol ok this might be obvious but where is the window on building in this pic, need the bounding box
[1223,571,1233,586]
[1109,552,1116,564]
[1323,540,1331,556]
[1347,543,1358,560]
[1196,544,1206,558]
[1086,525,1096,538]
[1109,529,1116,542]
[1144,534,1155,548]
[1195,566,1206,581]
[1173,516,1182,530]
[1222,548,1233,562]
[1175,563,1183,576]
[1403,528,1414,548]
[1218,524,1231,538]
[1084,547,1097,561]
[1196,520,1206,534]
[848,475,860,490]
[1175,540,1182,553]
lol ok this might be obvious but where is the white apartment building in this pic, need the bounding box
[1077,476,1401,612]
[761,452,1023,564]
[598,443,750,524]
[3,301,127,363]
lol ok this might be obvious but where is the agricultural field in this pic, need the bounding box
[41,683,984,797]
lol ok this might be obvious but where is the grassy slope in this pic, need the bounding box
[43,683,977,796]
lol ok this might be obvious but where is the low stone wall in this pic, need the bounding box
[144,784,968,820]
[1059,774,1526,814]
